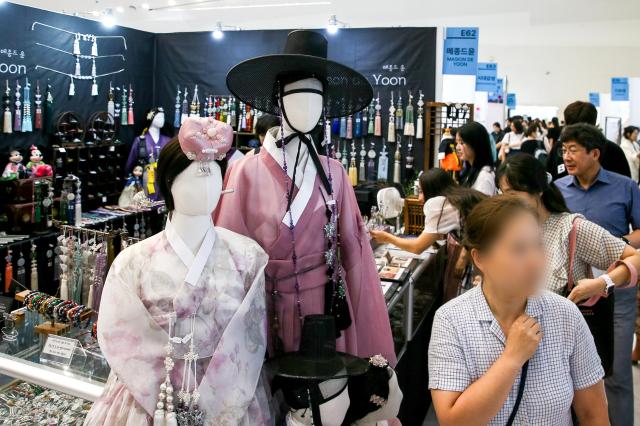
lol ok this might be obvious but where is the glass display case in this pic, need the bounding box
[0,307,107,424]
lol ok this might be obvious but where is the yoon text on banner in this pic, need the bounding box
[443,27,479,76]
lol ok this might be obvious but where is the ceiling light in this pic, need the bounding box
[141,3,150,10]
[101,12,116,28]
[0,0,6,5]
[116,6,125,12]
[212,22,224,40]
[327,15,339,34]
[154,1,330,12]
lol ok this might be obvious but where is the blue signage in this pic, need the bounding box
[589,92,600,107]
[488,78,504,103]
[476,62,498,92]
[443,27,479,76]
[506,93,517,109]
[611,78,629,101]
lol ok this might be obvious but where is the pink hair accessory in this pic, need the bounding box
[178,117,233,163]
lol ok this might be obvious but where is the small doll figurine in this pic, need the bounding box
[2,149,27,180]
[118,165,146,208]
[26,145,48,176]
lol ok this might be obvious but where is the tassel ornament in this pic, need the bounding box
[416,91,425,140]
[75,58,81,77]
[69,77,75,96]
[30,245,38,291]
[91,37,98,57]
[73,34,81,55]
[3,80,12,133]
[91,79,98,97]
[348,157,358,186]
[387,93,395,142]
[4,250,12,293]
[339,116,346,138]
[346,115,353,140]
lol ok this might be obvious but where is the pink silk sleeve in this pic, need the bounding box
[335,164,397,366]
[214,160,250,235]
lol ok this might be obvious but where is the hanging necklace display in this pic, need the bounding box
[348,140,358,186]
[358,138,366,182]
[367,137,377,181]
[354,111,362,138]
[374,94,382,137]
[30,244,38,292]
[395,92,404,132]
[14,79,22,132]
[22,78,33,132]
[127,84,135,125]
[106,82,115,123]
[4,249,13,293]
[173,85,181,128]
[393,134,402,184]
[34,80,42,130]
[378,139,389,182]
[120,85,128,126]
[416,90,424,140]
[387,92,395,142]
[190,84,200,117]
[3,80,11,134]
[180,87,189,125]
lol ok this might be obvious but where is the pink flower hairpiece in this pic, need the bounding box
[178,117,233,175]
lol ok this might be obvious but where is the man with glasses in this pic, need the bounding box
[556,123,640,426]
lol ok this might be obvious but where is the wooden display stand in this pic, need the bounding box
[15,290,92,336]
[403,196,425,235]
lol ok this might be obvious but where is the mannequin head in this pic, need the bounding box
[280,77,323,134]
[151,112,166,129]
[157,138,226,215]
[287,378,350,426]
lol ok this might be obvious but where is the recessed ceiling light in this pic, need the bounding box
[141,3,150,10]
[116,6,125,12]
[102,13,116,28]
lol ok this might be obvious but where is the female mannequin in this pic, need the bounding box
[126,107,172,200]
[85,117,273,425]
[219,30,395,365]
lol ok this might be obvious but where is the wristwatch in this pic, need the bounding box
[601,274,615,297]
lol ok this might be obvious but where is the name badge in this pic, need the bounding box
[557,164,565,174]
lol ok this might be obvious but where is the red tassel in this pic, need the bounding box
[128,108,134,125]
[4,259,12,293]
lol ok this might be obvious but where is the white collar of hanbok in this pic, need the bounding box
[164,216,215,287]
[263,129,319,227]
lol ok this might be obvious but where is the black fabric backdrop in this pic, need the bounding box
[154,27,437,173]
[0,2,155,155]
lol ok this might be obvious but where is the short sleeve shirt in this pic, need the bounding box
[472,166,496,196]
[542,213,626,294]
[428,286,604,426]
[422,196,461,235]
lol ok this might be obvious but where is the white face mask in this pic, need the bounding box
[171,161,222,215]
[281,78,323,134]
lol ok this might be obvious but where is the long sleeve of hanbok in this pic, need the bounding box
[125,137,142,174]
[336,166,397,366]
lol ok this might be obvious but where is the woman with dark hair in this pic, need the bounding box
[497,119,525,161]
[429,194,608,425]
[497,154,640,375]
[621,125,640,184]
[456,121,496,195]
[370,168,486,254]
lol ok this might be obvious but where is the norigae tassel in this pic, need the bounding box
[91,37,98,57]
[91,79,98,97]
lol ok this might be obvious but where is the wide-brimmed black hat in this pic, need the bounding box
[226,30,373,119]
[266,315,369,380]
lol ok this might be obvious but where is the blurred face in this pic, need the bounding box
[493,124,500,132]
[499,177,541,213]
[510,122,517,133]
[456,133,475,163]
[630,130,639,142]
[472,211,545,298]
[561,140,600,177]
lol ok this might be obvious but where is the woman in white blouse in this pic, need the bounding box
[370,168,486,254]
[456,121,496,196]
[620,125,640,184]
[497,118,525,161]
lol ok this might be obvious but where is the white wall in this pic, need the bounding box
[480,45,640,122]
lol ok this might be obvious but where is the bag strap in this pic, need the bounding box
[506,360,529,426]
[567,217,581,291]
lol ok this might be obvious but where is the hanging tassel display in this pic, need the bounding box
[403,92,415,137]
[4,250,13,293]
[91,59,97,78]
[34,80,42,130]
[87,284,94,309]
[362,109,368,136]
[44,82,54,132]
[30,245,38,291]
[128,84,135,125]
[331,118,340,135]
[68,77,75,96]
[339,116,346,138]
[73,34,80,55]
[173,85,181,128]
[3,80,11,134]
[416,91,424,140]
[107,82,115,118]
[121,85,128,126]
[348,157,358,186]
[395,93,404,131]
[374,96,382,137]
[378,141,389,181]
[75,57,81,77]
[367,101,375,135]
[324,119,332,156]
[91,37,98,57]
[387,93,395,142]
[354,112,362,138]
[22,78,32,132]
[91,79,98,97]
[13,80,22,132]
[60,276,69,300]
[346,115,353,140]
[393,147,402,184]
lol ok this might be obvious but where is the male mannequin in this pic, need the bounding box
[125,107,171,200]
[87,118,273,425]
[220,30,396,365]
